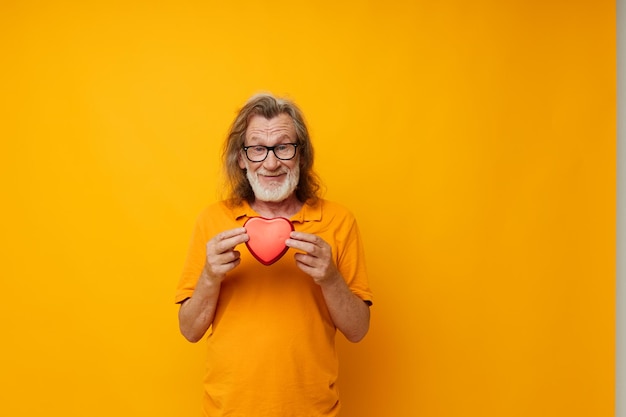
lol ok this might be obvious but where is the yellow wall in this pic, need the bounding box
[0,1,614,416]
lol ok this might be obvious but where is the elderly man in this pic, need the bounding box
[175,93,373,417]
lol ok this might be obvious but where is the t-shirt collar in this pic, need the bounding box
[233,199,322,223]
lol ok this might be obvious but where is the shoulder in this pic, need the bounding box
[194,200,246,229]
[318,199,355,218]
[198,200,243,217]
[196,201,226,219]
[315,199,359,228]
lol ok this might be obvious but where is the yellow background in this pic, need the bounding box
[0,1,615,416]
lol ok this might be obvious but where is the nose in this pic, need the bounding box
[262,149,281,170]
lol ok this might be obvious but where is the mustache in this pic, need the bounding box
[256,169,289,176]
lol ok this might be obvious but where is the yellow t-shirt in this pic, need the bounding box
[175,199,373,417]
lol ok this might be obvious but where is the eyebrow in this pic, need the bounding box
[246,134,294,142]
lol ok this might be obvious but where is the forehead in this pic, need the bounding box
[245,113,296,141]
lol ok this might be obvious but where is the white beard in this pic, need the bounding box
[245,162,300,203]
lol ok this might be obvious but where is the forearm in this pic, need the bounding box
[178,270,222,343]
[319,274,370,343]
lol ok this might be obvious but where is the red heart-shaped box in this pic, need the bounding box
[244,217,294,266]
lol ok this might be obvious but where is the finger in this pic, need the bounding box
[206,250,242,276]
[210,258,241,277]
[216,233,249,253]
[216,250,241,264]
[289,231,320,244]
[294,252,317,268]
[293,256,327,282]
[207,248,239,264]
[285,238,316,254]
[211,229,249,254]
[218,227,247,240]
[293,253,314,268]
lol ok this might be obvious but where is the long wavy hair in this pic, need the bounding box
[222,93,322,205]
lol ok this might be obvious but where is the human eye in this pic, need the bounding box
[276,143,296,158]
[250,145,267,155]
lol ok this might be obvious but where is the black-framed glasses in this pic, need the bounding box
[242,143,298,162]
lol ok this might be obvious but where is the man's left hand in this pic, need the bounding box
[285,231,339,285]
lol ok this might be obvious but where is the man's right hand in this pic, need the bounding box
[203,227,249,282]
[179,227,249,343]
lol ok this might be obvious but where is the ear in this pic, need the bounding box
[238,151,246,170]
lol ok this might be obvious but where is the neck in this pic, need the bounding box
[251,194,303,218]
